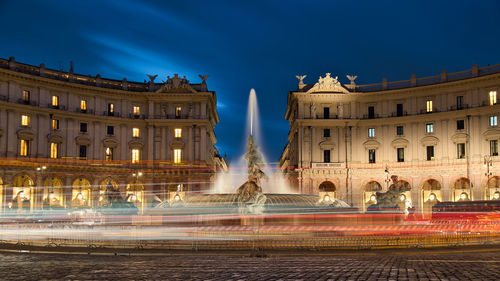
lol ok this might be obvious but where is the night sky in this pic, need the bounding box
[1,0,499,164]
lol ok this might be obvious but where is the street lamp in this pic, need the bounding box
[484,155,493,199]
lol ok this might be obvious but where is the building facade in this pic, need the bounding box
[280,64,500,212]
[0,57,226,213]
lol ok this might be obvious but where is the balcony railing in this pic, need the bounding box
[17,98,38,106]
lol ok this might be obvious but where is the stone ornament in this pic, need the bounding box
[309,73,350,93]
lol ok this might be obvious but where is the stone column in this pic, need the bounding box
[147,125,154,162]
[6,110,16,157]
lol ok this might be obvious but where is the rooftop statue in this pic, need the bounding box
[310,73,350,93]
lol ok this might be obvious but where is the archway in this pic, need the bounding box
[318,181,336,202]
[12,175,34,211]
[486,176,500,200]
[42,177,63,209]
[72,178,91,208]
[453,178,471,201]
[364,181,382,208]
[422,179,442,217]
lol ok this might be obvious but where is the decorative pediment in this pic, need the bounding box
[17,129,35,141]
[169,140,185,149]
[128,140,144,149]
[102,137,118,148]
[307,73,350,94]
[391,138,409,148]
[451,132,468,143]
[155,74,197,94]
[483,129,500,141]
[420,135,439,146]
[319,140,335,150]
[75,135,91,146]
[363,139,381,150]
[47,133,64,143]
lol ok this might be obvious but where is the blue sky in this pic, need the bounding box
[1,0,499,163]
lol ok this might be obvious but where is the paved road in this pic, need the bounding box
[0,249,498,280]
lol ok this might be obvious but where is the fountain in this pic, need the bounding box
[155,89,350,216]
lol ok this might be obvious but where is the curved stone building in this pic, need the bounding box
[0,57,227,213]
[280,64,500,212]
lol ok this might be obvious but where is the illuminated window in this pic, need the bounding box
[50,142,58,159]
[175,106,181,118]
[368,128,375,138]
[489,91,497,106]
[174,149,182,164]
[52,95,59,107]
[80,100,87,112]
[175,128,182,138]
[105,147,113,161]
[108,103,114,116]
[22,90,30,103]
[397,148,404,162]
[490,140,498,156]
[20,139,29,156]
[426,100,433,112]
[21,115,30,126]
[133,106,140,116]
[52,119,59,130]
[132,127,140,138]
[457,143,466,159]
[490,116,498,127]
[426,123,434,133]
[131,149,140,163]
[368,149,376,163]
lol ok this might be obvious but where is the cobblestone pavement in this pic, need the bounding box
[0,249,498,280]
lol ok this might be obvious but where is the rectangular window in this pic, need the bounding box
[80,122,87,133]
[426,100,433,112]
[107,126,114,135]
[174,149,182,164]
[52,119,59,130]
[323,129,330,138]
[108,103,114,116]
[132,127,140,138]
[368,128,375,138]
[456,120,465,130]
[396,126,404,136]
[50,142,58,159]
[131,149,140,163]
[426,146,434,161]
[426,123,434,133]
[489,91,497,106]
[457,143,466,159]
[368,149,376,163]
[175,106,181,118]
[21,115,30,126]
[22,90,30,103]
[490,140,498,156]
[457,96,464,109]
[368,106,375,119]
[397,148,404,162]
[323,150,330,163]
[396,104,403,116]
[490,116,498,127]
[80,100,87,112]
[133,106,140,116]
[105,147,113,161]
[174,128,182,138]
[323,107,330,119]
[79,145,87,159]
[52,95,59,108]
[20,139,29,156]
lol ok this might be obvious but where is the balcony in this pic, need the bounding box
[17,98,38,106]
[311,162,345,168]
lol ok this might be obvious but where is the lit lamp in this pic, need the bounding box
[174,194,181,201]
[370,194,377,202]
[460,192,468,200]
[76,193,83,200]
[400,194,406,202]
[429,193,436,201]
[323,194,330,202]
[493,191,500,200]
[131,194,137,201]
[49,192,56,201]
[19,191,25,201]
